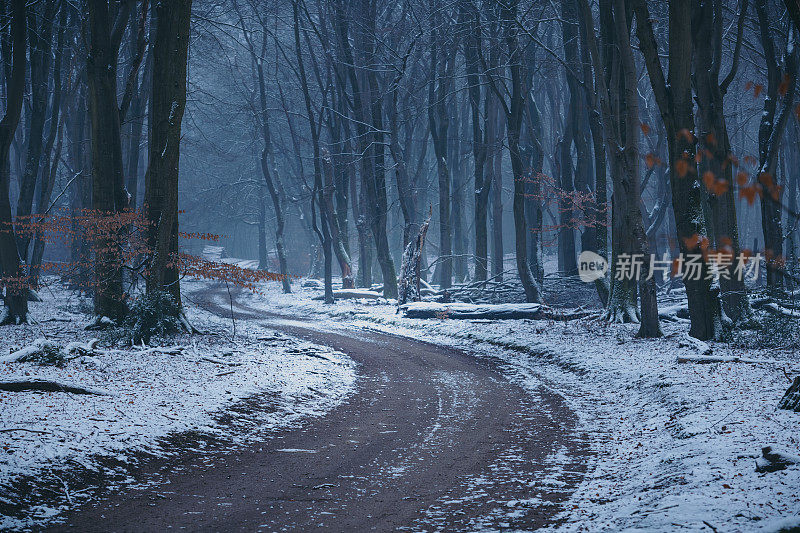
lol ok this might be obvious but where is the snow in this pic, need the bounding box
[248,276,800,532]
[0,280,356,530]
[4,269,800,531]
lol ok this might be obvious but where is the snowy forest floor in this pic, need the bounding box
[248,276,800,532]
[1,269,799,532]
[0,281,356,531]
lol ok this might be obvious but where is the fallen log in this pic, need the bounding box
[313,289,382,301]
[0,380,112,396]
[755,445,800,473]
[762,303,798,317]
[676,355,793,365]
[678,334,713,355]
[0,339,61,364]
[401,302,543,320]
[658,304,690,320]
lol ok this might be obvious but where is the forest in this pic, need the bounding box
[1,0,800,531]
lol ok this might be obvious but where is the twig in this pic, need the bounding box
[52,473,73,507]
[225,279,236,340]
[0,427,49,434]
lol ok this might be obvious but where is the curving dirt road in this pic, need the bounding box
[52,288,589,532]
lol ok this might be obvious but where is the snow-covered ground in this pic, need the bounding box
[3,270,799,532]
[0,281,356,530]
[248,277,800,532]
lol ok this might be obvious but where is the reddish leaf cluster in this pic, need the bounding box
[519,172,609,238]
[0,207,284,295]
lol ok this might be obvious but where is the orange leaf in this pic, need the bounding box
[779,74,791,97]
[675,158,689,178]
[736,171,748,187]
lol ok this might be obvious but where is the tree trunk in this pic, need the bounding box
[692,0,751,321]
[29,5,67,287]
[490,98,504,280]
[125,51,152,211]
[428,11,453,289]
[144,0,192,306]
[294,0,332,303]
[244,20,292,293]
[15,0,57,261]
[502,0,541,303]
[756,0,799,290]
[86,0,132,320]
[462,0,490,282]
[632,0,723,340]
[0,0,28,324]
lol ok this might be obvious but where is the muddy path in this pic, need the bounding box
[52,287,589,531]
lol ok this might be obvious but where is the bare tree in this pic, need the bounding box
[633,0,724,340]
[0,0,28,324]
[755,0,798,290]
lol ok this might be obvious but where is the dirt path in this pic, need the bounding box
[52,287,589,532]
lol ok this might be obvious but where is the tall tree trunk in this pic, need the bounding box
[294,0,332,303]
[559,0,586,276]
[126,51,152,211]
[462,0,490,282]
[501,0,541,303]
[245,21,292,293]
[67,85,92,291]
[633,0,723,340]
[0,0,28,324]
[692,0,751,321]
[450,99,467,283]
[428,9,453,289]
[30,4,66,287]
[144,0,192,306]
[756,0,799,290]
[490,98,504,280]
[16,0,57,261]
[86,0,132,320]
[578,0,610,304]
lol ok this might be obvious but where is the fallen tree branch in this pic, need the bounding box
[313,289,383,301]
[676,355,793,365]
[762,302,798,317]
[0,380,112,396]
[0,339,61,364]
[200,356,242,366]
[402,302,543,320]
